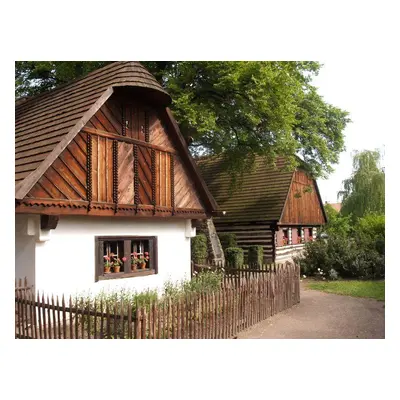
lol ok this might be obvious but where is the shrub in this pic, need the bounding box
[355,213,385,256]
[225,247,244,269]
[182,270,224,294]
[191,234,208,264]
[295,233,385,280]
[218,233,237,250]
[248,245,263,268]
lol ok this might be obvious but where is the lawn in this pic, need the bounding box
[306,280,385,301]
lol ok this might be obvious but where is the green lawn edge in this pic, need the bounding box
[305,280,385,301]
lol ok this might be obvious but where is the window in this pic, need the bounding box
[308,228,313,242]
[95,236,157,281]
[297,227,303,244]
[282,229,289,246]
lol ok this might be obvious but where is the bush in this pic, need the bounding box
[248,245,263,268]
[355,213,385,256]
[191,234,208,264]
[295,234,385,280]
[225,247,244,269]
[218,233,237,250]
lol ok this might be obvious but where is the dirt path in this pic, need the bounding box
[237,282,385,339]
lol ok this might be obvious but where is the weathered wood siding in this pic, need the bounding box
[214,222,275,262]
[280,170,325,225]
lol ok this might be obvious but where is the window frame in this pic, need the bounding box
[95,236,158,282]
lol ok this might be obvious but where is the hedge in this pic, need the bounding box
[191,234,208,264]
[218,233,237,250]
[225,247,244,269]
[248,245,263,268]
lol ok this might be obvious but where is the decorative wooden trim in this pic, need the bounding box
[40,215,59,230]
[121,103,126,136]
[145,111,150,142]
[151,149,156,215]
[82,127,177,155]
[133,145,139,210]
[16,201,208,219]
[170,153,175,215]
[112,140,118,214]
[87,133,92,211]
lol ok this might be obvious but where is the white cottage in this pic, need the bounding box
[15,62,218,297]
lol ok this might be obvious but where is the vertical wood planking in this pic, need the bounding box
[91,134,98,202]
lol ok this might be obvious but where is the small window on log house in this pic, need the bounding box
[297,227,302,244]
[282,229,289,246]
[95,236,157,281]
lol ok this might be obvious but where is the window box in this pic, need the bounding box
[95,236,157,282]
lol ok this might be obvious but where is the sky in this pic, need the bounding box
[313,60,386,204]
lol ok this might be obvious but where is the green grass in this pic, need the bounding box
[306,280,385,301]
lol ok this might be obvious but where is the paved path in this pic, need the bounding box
[238,283,385,339]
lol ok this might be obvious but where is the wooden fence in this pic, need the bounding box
[15,263,300,339]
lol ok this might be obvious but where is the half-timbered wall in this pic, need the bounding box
[280,170,325,225]
[23,95,206,218]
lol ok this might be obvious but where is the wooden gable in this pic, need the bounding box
[20,93,207,218]
[280,170,326,225]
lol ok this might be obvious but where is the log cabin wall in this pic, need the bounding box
[214,221,275,262]
[23,94,206,218]
[280,170,325,225]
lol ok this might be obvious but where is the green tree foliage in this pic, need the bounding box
[15,61,350,178]
[323,204,352,237]
[355,213,385,256]
[338,150,385,218]
[15,61,110,98]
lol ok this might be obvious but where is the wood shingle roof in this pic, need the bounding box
[197,155,293,223]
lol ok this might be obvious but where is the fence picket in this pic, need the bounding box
[135,306,141,339]
[120,299,125,339]
[142,307,147,339]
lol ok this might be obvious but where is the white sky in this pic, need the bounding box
[313,60,386,204]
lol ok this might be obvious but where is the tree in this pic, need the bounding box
[338,150,385,218]
[15,61,350,178]
[323,204,352,237]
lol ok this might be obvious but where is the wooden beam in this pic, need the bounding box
[40,215,59,230]
[82,127,177,155]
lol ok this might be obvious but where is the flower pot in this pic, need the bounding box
[114,265,121,273]
[140,262,146,270]
[131,264,137,271]
[104,266,111,274]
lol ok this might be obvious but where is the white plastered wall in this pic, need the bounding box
[15,214,195,298]
[15,214,38,288]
